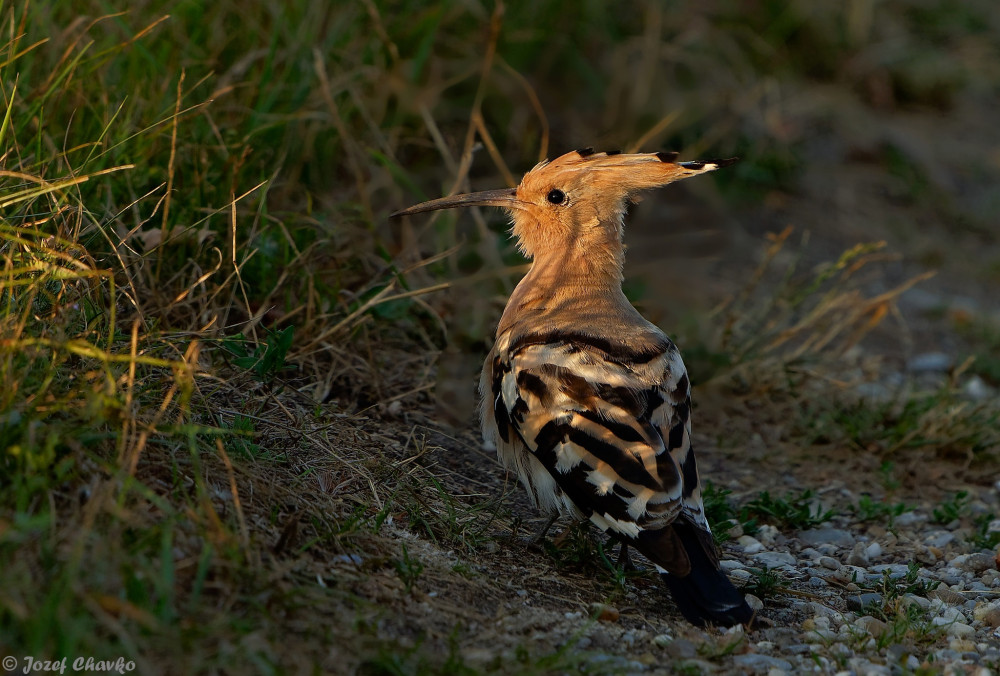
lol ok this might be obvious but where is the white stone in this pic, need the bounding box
[738,535,764,554]
[652,634,673,648]
[757,524,780,546]
[753,551,797,569]
[947,622,975,638]
[964,375,994,400]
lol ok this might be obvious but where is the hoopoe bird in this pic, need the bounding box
[393,148,753,627]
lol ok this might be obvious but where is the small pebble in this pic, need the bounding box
[871,563,910,576]
[894,511,927,527]
[973,601,1000,627]
[731,654,792,672]
[651,634,673,649]
[964,375,993,400]
[753,551,796,569]
[846,592,882,611]
[799,527,856,548]
[957,552,995,574]
[949,638,976,652]
[925,531,955,548]
[589,628,615,650]
[947,622,975,638]
[907,352,952,372]
[726,521,744,538]
[800,546,822,559]
[937,571,962,585]
[665,638,696,659]
[589,603,619,622]
[916,546,938,564]
[846,542,870,566]
[757,524,780,546]
[857,615,888,638]
[819,556,841,570]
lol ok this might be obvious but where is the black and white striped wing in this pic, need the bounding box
[491,334,702,542]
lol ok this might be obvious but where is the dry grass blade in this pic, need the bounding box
[700,233,935,390]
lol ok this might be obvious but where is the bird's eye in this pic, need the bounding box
[546,189,566,205]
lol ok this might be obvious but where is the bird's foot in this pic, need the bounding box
[616,543,638,572]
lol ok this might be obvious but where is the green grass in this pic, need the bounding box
[704,483,836,535]
[740,489,837,532]
[2,0,1000,672]
[852,495,912,529]
[853,562,940,608]
[841,563,944,651]
[932,490,970,524]
[971,513,1000,550]
[740,567,785,601]
[799,388,1000,463]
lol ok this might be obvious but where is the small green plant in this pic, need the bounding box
[674,663,706,676]
[854,562,940,608]
[542,522,601,569]
[451,563,476,579]
[741,566,784,600]
[401,475,500,552]
[852,495,912,528]
[393,544,424,593]
[872,604,935,651]
[970,513,1000,550]
[220,326,295,382]
[595,539,629,592]
[738,490,836,531]
[226,415,264,460]
[702,481,762,540]
[878,461,901,493]
[802,390,999,459]
[932,490,969,524]
[697,630,747,661]
[702,480,736,539]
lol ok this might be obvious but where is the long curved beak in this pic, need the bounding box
[390,188,524,217]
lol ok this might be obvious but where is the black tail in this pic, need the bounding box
[660,524,755,628]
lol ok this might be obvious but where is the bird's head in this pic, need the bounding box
[392,148,736,267]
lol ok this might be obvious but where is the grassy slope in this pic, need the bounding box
[1,0,998,673]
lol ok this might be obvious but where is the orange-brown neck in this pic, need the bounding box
[496,243,651,340]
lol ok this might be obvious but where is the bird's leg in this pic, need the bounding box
[606,533,638,571]
[617,543,636,571]
[530,514,559,546]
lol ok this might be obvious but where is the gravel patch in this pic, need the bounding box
[457,479,1000,675]
[679,482,1000,675]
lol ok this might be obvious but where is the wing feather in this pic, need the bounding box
[494,338,695,535]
